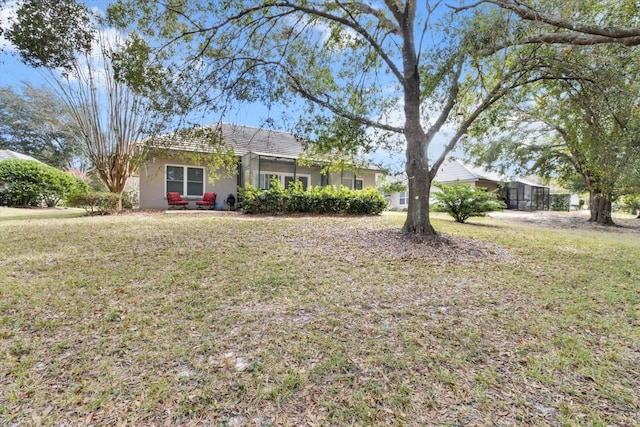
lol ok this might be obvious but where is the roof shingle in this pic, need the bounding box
[150,123,305,158]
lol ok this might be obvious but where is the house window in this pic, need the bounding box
[341,177,363,190]
[260,172,310,190]
[399,191,408,206]
[284,175,309,190]
[259,173,281,189]
[166,165,204,197]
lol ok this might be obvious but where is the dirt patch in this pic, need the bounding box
[489,210,640,234]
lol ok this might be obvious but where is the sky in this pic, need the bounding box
[0,0,467,174]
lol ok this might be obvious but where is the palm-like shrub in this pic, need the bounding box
[432,182,505,223]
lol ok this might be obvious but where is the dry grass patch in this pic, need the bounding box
[0,207,86,221]
[0,212,638,426]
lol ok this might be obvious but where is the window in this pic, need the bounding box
[260,172,310,190]
[284,175,309,190]
[341,177,363,190]
[399,191,408,206]
[166,165,204,197]
[259,173,281,190]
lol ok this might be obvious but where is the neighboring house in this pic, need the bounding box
[138,123,380,209]
[0,149,43,163]
[387,159,550,211]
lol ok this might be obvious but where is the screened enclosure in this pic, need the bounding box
[505,181,550,211]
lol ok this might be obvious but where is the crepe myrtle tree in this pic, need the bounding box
[107,1,559,235]
[3,1,151,211]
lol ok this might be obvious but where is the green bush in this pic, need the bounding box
[0,159,87,207]
[121,190,139,209]
[67,191,121,215]
[239,181,388,215]
[550,193,571,211]
[618,195,640,215]
[432,182,505,223]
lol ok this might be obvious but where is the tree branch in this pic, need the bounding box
[449,0,640,47]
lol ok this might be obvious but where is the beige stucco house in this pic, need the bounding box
[138,123,380,210]
[387,159,549,211]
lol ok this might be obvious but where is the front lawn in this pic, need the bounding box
[0,206,86,221]
[0,212,638,425]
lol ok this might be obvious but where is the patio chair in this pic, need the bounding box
[167,192,189,208]
[196,192,216,209]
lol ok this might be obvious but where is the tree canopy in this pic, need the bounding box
[0,84,85,169]
[467,42,640,224]
[1,0,95,70]
[455,0,640,48]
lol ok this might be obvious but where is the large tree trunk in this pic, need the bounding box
[402,131,436,235]
[399,4,436,236]
[589,191,615,225]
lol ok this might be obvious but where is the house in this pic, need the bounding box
[138,123,380,209]
[0,149,43,163]
[387,159,550,211]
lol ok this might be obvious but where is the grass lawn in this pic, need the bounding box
[0,212,638,425]
[0,206,86,221]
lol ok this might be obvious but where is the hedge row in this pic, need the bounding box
[240,182,388,215]
[0,159,87,207]
[66,192,121,215]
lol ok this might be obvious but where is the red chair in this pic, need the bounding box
[196,192,216,209]
[167,192,189,208]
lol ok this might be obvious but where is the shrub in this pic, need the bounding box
[0,159,87,207]
[121,190,139,209]
[618,194,640,216]
[550,194,571,211]
[239,182,388,215]
[67,191,121,215]
[432,182,505,223]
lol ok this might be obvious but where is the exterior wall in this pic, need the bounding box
[326,170,377,189]
[139,155,380,209]
[257,160,323,187]
[388,190,408,210]
[474,179,499,191]
[139,156,237,209]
